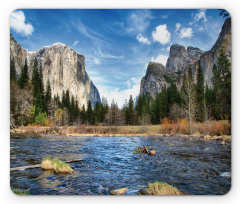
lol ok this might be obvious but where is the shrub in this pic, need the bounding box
[177,118,189,134]
[161,118,172,134]
[35,112,48,126]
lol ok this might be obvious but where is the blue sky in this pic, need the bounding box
[10,9,226,107]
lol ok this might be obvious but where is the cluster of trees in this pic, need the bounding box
[10,46,231,129]
[10,57,110,127]
[52,92,109,126]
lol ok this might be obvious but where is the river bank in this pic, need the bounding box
[10,121,231,141]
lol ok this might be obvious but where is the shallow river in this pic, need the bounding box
[10,134,231,195]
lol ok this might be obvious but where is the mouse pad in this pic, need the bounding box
[10,9,231,195]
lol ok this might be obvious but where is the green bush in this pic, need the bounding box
[35,112,48,126]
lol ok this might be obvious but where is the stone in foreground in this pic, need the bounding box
[147,182,182,195]
[110,188,129,195]
[40,158,74,174]
[137,189,150,195]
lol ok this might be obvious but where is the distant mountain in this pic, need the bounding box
[10,35,101,108]
[140,18,231,97]
[140,62,177,98]
[166,44,204,71]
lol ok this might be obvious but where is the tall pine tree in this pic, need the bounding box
[212,47,231,121]
[10,58,16,81]
[18,60,29,88]
[196,66,205,122]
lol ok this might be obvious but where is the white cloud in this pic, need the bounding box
[96,49,124,60]
[126,77,139,88]
[152,24,171,45]
[90,76,104,84]
[97,80,141,108]
[180,28,194,39]
[161,15,168,19]
[10,10,34,36]
[73,40,79,46]
[126,10,152,34]
[136,33,151,45]
[194,9,207,23]
[93,57,101,65]
[151,54,168,66]
[72,19,108,46]
[189,9,208,27]
[175,23,181,32]
[90,49,125,65]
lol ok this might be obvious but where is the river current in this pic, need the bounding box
[10,134,231,195]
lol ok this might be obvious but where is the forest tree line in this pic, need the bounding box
[10,47,231,129]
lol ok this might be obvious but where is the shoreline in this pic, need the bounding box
[10,126,231,141]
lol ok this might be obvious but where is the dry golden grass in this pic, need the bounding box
[147,182,182,195]
[13,120,231,137]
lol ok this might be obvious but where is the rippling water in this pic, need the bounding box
[10,134,231,195]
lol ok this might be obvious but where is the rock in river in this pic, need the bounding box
[110,188,128,195]
[138,189,150,195]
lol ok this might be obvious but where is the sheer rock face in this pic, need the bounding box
[10,34,27,79]
[191,17,231,86]
[166,44,204,71]
[10,36,101,108]
[140,62,177,98]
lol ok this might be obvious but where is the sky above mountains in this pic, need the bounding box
[10,9,226,107]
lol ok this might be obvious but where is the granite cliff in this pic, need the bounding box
[166,44,203,71]
[10,35,101,108]
[140,62,178,98]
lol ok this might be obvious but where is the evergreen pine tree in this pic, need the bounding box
[18,60,29,88]
[81,105,86,124]
[87,100,94,125]
[159,85,168,119]
[212,47,231,121]
[65,89,70,111]
[196,67,205,122]
[10,58,16,81]
[32,58,39,97]
[70,95,75,122]
[44,79,51,114]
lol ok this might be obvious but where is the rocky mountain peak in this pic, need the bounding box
[166,44,203,71]
[140,62,176,98]
[187,46,204,60]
